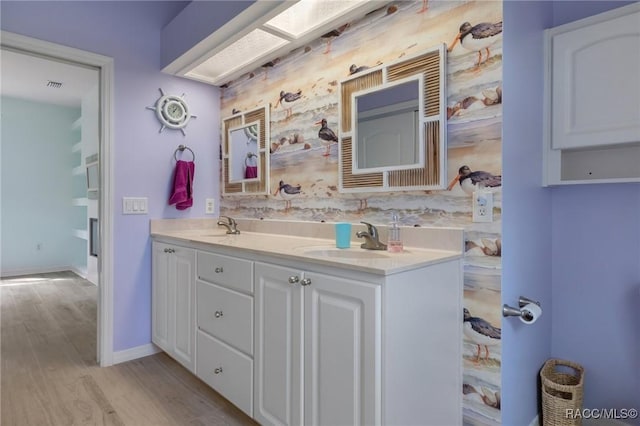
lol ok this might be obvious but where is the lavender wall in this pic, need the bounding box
[549,2,640,417]
[502,2,554,424]
[0,1,220,352]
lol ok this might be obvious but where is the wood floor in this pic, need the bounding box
[1,271,256,426]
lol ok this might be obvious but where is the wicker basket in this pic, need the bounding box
[540,359,585,426]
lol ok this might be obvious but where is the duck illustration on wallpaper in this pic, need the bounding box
[275,89,302,119]
[448,165,502,195]
[448,21,503,69]
[273,180,302,212]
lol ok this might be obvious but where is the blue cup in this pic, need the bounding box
[335,222,352,249]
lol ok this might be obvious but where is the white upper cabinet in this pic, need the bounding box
[544,3,640,185]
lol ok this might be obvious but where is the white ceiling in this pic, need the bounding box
[0,48,98,107]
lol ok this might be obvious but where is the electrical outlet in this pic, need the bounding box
[472,190,493,223]
[205,198,215,214]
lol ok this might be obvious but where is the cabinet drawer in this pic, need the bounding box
[197,280,253,355]
[196,331,253,417]
[197,251,253,294]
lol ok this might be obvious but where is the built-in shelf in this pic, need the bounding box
[72,197,88,206]
[72,142,82,153]
[73,229,88,240]
[72,165,85,176]
[71,117,82,130]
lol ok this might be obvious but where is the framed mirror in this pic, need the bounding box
[338,44,447,193]
[352,76,424,174]
[228,121,260,183]
[222,105,270,196]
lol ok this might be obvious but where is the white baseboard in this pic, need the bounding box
[112,343,161,365]
[0,265,71,279]
[529,414,540,426]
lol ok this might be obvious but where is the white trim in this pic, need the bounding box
[1,31,115,367]
[113,343,161,365]
[528,414,540,426]
[0,265,73,279]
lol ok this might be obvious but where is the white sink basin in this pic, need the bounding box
[303,248,388,259]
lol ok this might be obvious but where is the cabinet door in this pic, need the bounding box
[151,241,195,372]
[551,8,640,149]
[172,245,196,372]
[253,263,303,426]
[304,272,381,426]
[151,242,171,353]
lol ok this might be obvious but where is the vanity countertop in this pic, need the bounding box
[151,220,463,276]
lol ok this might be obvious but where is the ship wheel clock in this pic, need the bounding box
[146,88,197,135]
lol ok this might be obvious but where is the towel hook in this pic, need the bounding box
[174,144,195,162]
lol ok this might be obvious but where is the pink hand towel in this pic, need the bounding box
[168,160,195,210]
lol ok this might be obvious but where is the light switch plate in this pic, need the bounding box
[123,197,148,214]
[205,198,215,214]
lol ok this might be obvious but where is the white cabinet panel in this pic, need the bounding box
[197,330,253,417]
[551,8,640,149]
[304,272,380,426]
[151,241,196,372]
[197,280,253,355]
[197,250,253,294]
[253,263,303,426]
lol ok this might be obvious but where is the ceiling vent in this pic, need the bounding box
[46,80,63,88]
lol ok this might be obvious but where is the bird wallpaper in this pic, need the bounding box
[220,1,503,424]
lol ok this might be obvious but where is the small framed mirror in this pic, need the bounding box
[221,104,270,196]
[228,121,260,183]
[352,76,424,174]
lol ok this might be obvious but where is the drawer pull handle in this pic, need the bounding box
[214,367,223,374]
[215,267,224,273]
[288,276,299,284]
[214,311,223,318]
[164,248,175,253]
[300,278,312,286]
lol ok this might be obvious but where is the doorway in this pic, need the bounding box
[0,31,114,366]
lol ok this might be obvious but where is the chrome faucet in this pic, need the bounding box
[356,221,387,250]
[217,216,240,234]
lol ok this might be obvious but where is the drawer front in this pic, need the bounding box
[197,280,253,355]
[197,331,253,417]
[197,251,253,294]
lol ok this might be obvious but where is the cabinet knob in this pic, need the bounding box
[300,278,312,286]
[215,267,224,273]
[214,367,223,374]
[288,276,300,284]
[214,310,223,318]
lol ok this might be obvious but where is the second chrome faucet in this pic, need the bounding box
[356,222,387,250]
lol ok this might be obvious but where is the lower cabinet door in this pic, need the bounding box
[253,262,303,426]
[304,272,381,426]
[196,330,253,417]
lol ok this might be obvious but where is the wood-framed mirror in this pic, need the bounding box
[222,105,270,196]
[338,44,447,192]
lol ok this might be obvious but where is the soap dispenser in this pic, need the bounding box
[387,212,403,253]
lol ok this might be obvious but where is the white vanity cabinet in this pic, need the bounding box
[151,241,196,372]
[254,259,462,426]
[195,251,254,417]
[544,3,640,185]
[151,227,463,426]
